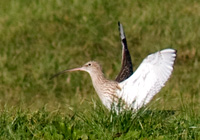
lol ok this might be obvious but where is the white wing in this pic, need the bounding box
[118,49,177,110]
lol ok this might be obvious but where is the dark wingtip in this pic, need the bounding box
[175,49,177,54]
[118,21,121,26]
[174,49,178,60]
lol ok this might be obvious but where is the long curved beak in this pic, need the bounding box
[50,67,83,80]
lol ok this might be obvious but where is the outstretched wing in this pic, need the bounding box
[118,49,177,110]
[115,22,133,82]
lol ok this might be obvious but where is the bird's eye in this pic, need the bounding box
[88,63,91,66]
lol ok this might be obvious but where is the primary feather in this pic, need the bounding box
[115,22,133,82]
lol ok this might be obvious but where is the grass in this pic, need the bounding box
[0,0,200,139]
[0,105,199,139]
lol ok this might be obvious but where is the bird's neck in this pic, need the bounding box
[88,70,119,109]
[89,70,108,88]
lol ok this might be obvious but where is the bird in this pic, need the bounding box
[115,22,133,83]
[51,49,177,111]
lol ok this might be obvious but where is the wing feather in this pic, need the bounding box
[118,49,177,110]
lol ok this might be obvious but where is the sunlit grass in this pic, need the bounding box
[0,104,199,139]
[0,0,200,139]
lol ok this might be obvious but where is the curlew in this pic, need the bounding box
[51,49,177,111]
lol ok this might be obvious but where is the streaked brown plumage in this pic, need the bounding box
[51,61,123,109]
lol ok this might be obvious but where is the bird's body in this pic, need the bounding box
[83,62,120,109]
[51,49,177,111]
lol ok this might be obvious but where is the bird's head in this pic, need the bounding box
[81,61,102,73]
[50,61,102,79]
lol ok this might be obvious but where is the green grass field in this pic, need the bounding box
[0,0,199,139]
